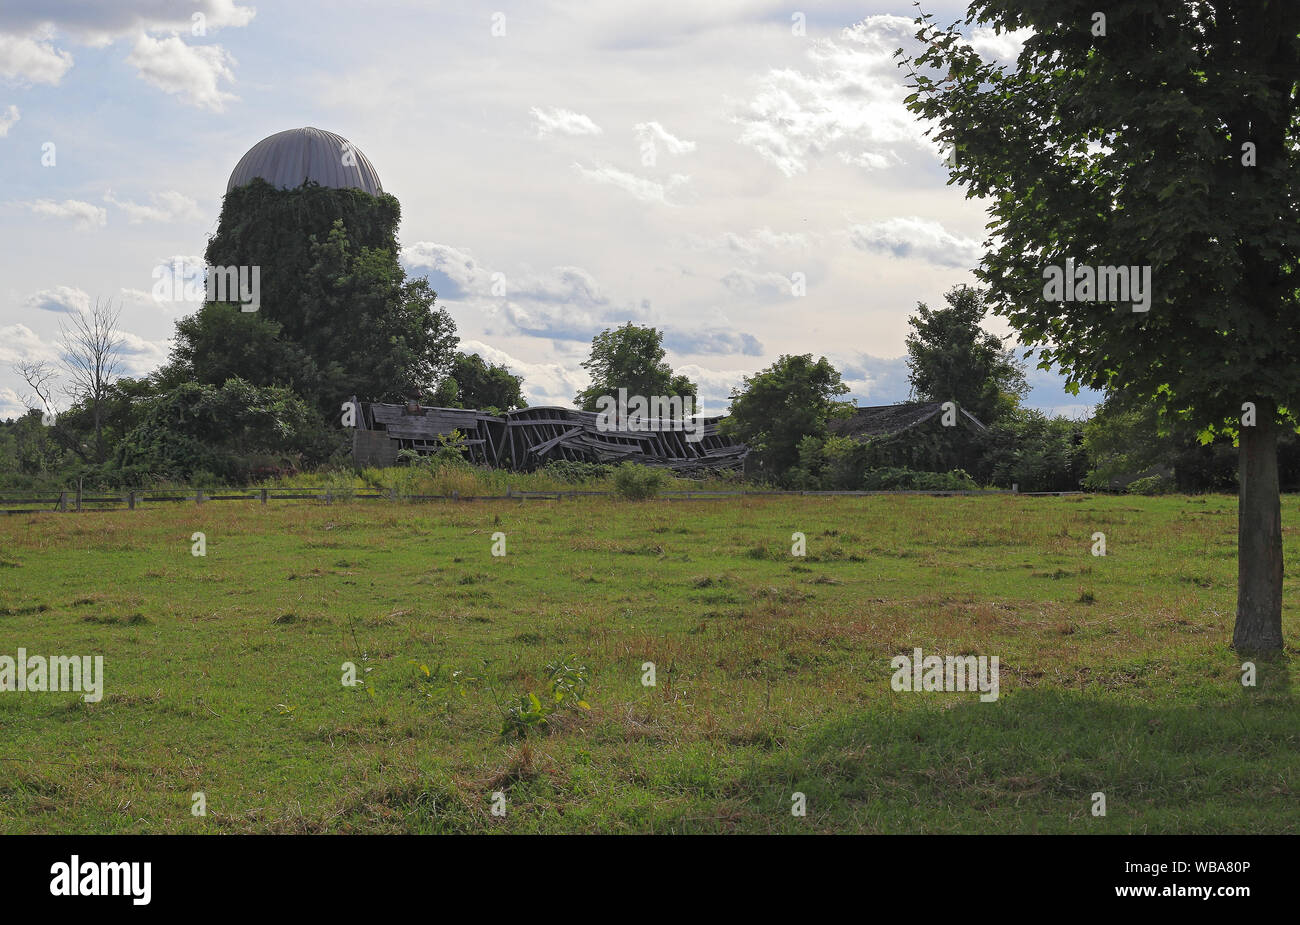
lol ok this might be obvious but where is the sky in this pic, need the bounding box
[0,0,1102,419]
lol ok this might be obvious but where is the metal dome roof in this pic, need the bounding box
[226,127,384,195]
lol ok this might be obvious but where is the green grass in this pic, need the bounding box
[0,493,1295,833]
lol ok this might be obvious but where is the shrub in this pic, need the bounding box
[613,462,667,500]
[542,459,613,485]
[1127,473,1175,495]
[861,467,978,491]
[499,656,591,738]
[114,378,334,484]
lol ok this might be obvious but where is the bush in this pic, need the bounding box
[861,467,978,491]
[542,459,613,485]
[1126,473,1175,495]
[114,378,335,484]
[981,408,1085,491]
[613,463,667,500]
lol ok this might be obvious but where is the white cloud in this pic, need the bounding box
[720,267,795,298]
[104,189,202,223]
[0,2,256,43]
[26,199,107,230]
[832,353,913,405]
[117,287,159,309]
[114,330,169,375]
[0,385,28,420]
[24,285,90,315]
[572,162,688,204]
[968,26,1032,63]
[125,33,237,111]
[0,3,254,102]
[733,15,930,177]
[531,107,603,138]
[838,150,897,170]
[0,31,74,85]
[679,227,813,261]
[634,121,696,162]
[401,242,495,294]
[671,363,748,415]
[458,339,587,408]
[664,328,763,357]
[847,217,982,269]
[0,103,18,136]
[0,322,55,365]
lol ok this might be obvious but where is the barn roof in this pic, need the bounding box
[828,402,988,439]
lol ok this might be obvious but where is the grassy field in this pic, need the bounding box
[0,492,1296,834]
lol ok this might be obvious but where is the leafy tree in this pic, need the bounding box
[115,378,336,483]
[1083,393,1239,491]
[981,407,1086,492]
[905,284,1027,424]
[1080,398,1170,490]
[166,303,320,395]
[575,323,696,411]
[444,352,526,413]
[722,354,851,482]
[0,409,66,485]
[901,1,1300,651]
[295,221,458,407]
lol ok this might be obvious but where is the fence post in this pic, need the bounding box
[127,490,135,510]
[196,489,204,505]
[325,488,333,504]
[452,489,459,501]
[75,486,82,512]
[260,488,268,505]
[58,490,67,512]
[506,484,511,499]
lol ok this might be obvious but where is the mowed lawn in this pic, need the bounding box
[0,493,1296,834]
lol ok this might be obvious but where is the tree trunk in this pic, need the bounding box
[1234,406,1285,652]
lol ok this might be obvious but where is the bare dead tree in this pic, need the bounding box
[13,359,58,419]
[58,298,124,463]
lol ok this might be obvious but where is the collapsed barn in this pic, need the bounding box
[827,401,988,471]
[350,399,749,474]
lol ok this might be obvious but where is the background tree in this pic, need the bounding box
[901,0,1300,651]
[443,352,525,413]
[0,409,65,484]
[1082,392,1241,492]
[722,354,851,483]
[575,323,697,411]
[115,378,334,483]
[164,303,321,397]
[58,298,123,464]
[13,359,57,420]
[293,222,458,407]
[905,284,1027,424]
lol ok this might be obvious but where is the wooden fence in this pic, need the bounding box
[0,485,1083,514]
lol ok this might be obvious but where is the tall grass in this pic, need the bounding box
[251,460,743,497]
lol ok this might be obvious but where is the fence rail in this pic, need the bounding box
[0,484,1084,514]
